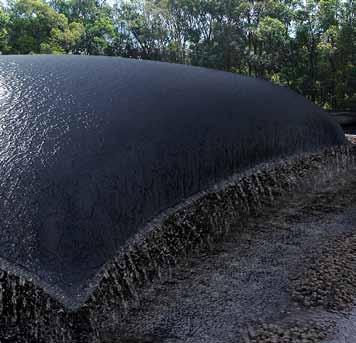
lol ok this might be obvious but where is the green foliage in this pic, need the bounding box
[0,0,355,110]
[0,5,9,52]
[5,0,83,54]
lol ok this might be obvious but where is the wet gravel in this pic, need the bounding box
[241,322,329,343]
[291,233,356,311]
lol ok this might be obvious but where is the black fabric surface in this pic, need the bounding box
[0,55,346,297]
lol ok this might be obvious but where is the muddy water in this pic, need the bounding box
[99,167,356,343]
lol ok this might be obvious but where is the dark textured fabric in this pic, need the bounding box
[0,55,346,296]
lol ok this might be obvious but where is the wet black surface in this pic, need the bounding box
[329,112,356,124]
[0,55,346,301]
[344,125,356,134]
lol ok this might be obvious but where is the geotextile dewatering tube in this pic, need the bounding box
[0,55,350,341]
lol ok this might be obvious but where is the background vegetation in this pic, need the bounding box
[0,0,355,110]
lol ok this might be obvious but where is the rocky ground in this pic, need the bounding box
[98,136,356,343]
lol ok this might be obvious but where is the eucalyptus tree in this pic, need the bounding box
[0,4,9,53]
[6,0,84,54]
[337,0,356,110]
[49,0,117,55]
[116,0,170,60]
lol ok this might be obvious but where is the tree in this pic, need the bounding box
[52,0,117,55]
[6,0,83,54]
[0,4,9,53]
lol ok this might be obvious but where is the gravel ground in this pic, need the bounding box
[97,137,356,343]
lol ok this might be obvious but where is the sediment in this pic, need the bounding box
[291,233,356,311]
[0,144,356,342]
[241,322,331,343]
